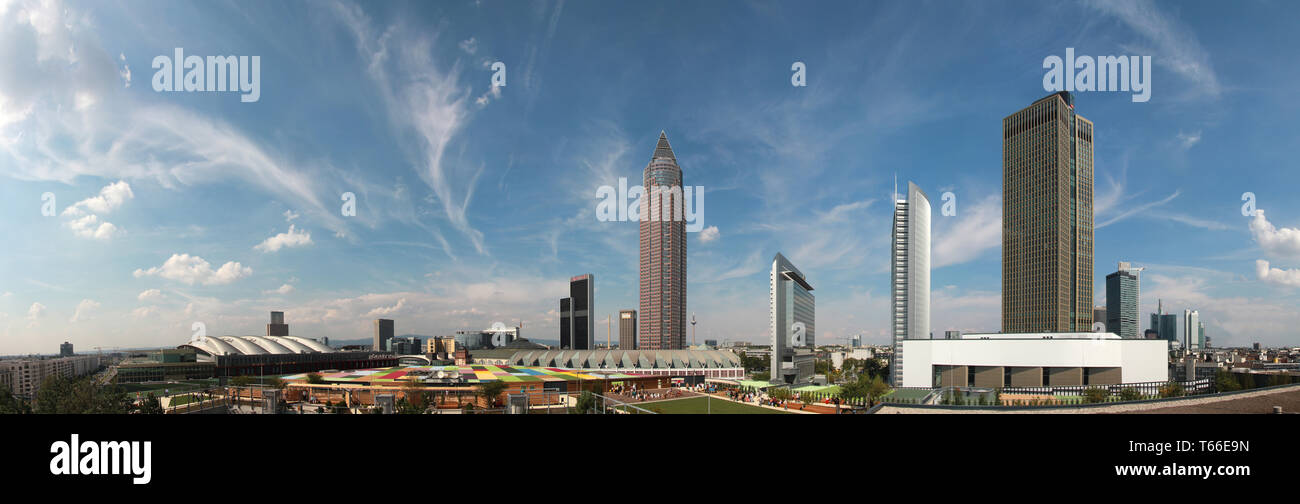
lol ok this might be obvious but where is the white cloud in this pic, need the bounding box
[118,52,130,87]
[334,4,487,255]
[58,180,132,239]
[131,306,157,319]
[26,302,45,328]
[65,213,118,239]
[137,289,163,302]
[254,224,314,252]
[264,283,295,295]
[1256,260,1300,287]
[932,194,1001,269]
[699,225,720,243]
[0,3,350,240]
[1086,0,1222,99]
[283,209,299,222]
[1249,210,1300,259]
[458,37,478,54]
[133,253,252,285]
[366,297,407,317]
[61,180,133,216]
[1097,189,1180,229]
[69,298,99,323]
[1176,130,1201,149]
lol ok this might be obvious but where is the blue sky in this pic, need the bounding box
[2,0,1299,354]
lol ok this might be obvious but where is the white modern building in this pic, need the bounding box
[892,180,930,386]
[1184,309,1200,351]
[897,332,1168,388]
[770,252,815,385]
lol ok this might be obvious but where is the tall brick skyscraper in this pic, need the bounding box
[1002,91,1094,333]
[638,131,687,350]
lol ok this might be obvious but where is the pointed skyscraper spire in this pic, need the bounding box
[653,130,676,161]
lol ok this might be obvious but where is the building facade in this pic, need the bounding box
[618,309,637,350]
[1002,91,1094,334]
[1105,262,1141,339]
[374,318,394,352]
[1184,309,1201,351]
[561,274,595,350]
[892,180,931,386]
[267,311,289,336]
[899,333,1167,388]
[0,354,103,397]
[59,341,74,357]
[639,131,687,350]
[770,252,815,385]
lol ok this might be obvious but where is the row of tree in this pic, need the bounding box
[0,374,169,414]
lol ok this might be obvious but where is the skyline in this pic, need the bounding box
[4,0,1300,354]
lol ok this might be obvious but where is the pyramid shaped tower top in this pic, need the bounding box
[652,130,676,161]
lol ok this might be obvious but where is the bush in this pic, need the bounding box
[1118,388,1142,401]
[1158,382,1184,398]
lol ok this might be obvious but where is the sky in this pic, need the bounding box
[1,0,1299,354]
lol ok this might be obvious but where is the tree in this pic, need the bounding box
[1214,369,1241,393]
[138,393,164,414]
[865,376,890,406]
[0,387,30,414]
[800,393,814,410]
[267,377,287,389]
[572,390,598,414]
[477,381,509,409]
[230,376,254,387]
[1158,381,1184,399]
[305,373,325,385]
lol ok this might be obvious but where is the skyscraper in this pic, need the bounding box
[619,309,637,350]
[1151,299,1178,345]
[639,131,687,350]
[1002,91,1095,333]
[267,311,288,336]
[1184,309,1200,351]
[560,274,595,350]
[373,319,393,352]
[1105,262,1141,339]
[770,253,815,385]
[891,180,931,387]
[559,297,572,349]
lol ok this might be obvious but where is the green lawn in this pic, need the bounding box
[632,396,792,414]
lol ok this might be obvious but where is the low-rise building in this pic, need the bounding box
[898,332,1167,388]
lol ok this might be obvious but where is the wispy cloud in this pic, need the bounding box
[1085,0,1222,99]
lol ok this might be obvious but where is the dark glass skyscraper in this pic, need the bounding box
[1105,262,1141,339]
[639,132,687,350]
[560,274,594,350]
[1002,91,1095,333]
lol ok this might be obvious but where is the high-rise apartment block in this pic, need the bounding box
[639,131,687,350]
[1002,91,1094,333]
